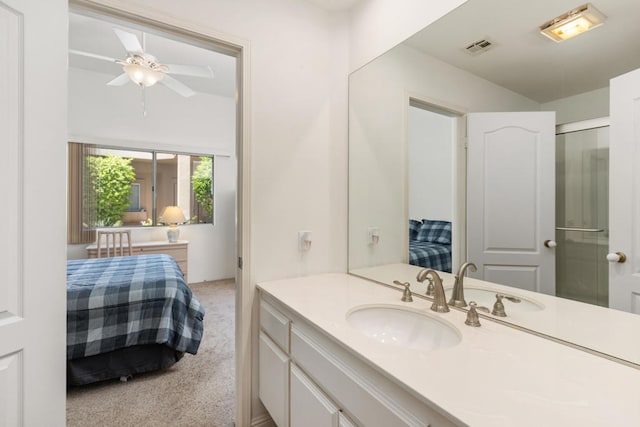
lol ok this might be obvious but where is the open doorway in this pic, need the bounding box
[406,99,466,273]
[65,8,240,426]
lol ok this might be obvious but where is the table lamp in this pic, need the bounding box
[160,206,186,243]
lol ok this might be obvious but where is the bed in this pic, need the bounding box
[66,254,205,386]
[409,219,452,273]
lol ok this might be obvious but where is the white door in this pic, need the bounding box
[609,68,640,313]
[0,0,67,424]
[467,112,556,295]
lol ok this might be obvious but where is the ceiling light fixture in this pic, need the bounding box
[123,62,164,87]
[539,3,606,42]
[121,54,167,88]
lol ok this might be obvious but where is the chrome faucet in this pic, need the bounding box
[448,262,477,308]
[416,269,449,313]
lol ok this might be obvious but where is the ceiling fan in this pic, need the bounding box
[69,28,214,97]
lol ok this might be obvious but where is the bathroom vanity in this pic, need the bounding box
[258,273,640,427]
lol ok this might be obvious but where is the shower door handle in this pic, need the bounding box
[544,240,557,248]
[606,252,627,263]
[556,227,605,232]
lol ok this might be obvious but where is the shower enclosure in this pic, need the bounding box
[555,121,609,307]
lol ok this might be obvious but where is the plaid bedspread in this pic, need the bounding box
[66,254,205,360]
[409,240,452,273]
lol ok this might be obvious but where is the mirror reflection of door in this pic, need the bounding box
[609,67,640,313]
[407,101,465,273]
[467,112,556,295]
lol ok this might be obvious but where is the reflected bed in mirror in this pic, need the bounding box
[348,0,640,367]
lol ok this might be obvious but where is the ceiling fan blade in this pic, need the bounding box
[106,73,131,86]
[160,75,196,97]
[69,49,119,63]
[113,28,143,53]
[165,64,214,79]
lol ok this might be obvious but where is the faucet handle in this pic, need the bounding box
[491,293,519,317]
[424,277,435,296]
[465,301,489,327]
[503,294,521,303]
[416,269,435,297]
[393,280,413,302]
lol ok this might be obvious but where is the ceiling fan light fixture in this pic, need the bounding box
[123,63,164,87]
[539,3,606,42]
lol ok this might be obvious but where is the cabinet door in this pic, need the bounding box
[259,332,289,427]
[290,364,339,427]
[339,412,358,427]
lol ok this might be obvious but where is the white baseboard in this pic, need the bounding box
[251,413,276,427]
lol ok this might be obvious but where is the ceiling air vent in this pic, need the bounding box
[465,39,493,55]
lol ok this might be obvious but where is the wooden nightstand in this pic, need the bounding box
[87,240,189,282]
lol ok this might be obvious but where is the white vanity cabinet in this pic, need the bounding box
[258,294,459,427]
[290,364,340,427]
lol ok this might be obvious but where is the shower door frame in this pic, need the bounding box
[555,116,610,306]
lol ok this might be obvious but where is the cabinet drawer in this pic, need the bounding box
[259,332,289,427]
[136,246,187,262]
[291,326,426,427]
[290,364,339,427]
[260,300,290,353]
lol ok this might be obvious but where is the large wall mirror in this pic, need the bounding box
[348,0,640,366]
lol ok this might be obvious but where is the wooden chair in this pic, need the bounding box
[96,230,132,258]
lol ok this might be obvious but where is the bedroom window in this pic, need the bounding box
[68,142,214,243]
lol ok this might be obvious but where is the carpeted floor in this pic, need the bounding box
[67,279,236,427]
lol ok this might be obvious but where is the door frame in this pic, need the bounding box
[404,94,467,269]
[69,1,252,424]
[556,116,610,135]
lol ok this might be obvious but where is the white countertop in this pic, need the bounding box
[258,273,640,427]
[351,263,640,367]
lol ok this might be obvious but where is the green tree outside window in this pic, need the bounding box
[191,157,213,222]
[86,155,136,226]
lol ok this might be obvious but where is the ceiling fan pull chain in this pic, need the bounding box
[142,86,147,117]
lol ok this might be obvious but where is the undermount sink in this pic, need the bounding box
[346,305,461,351]
[447,287,544,313]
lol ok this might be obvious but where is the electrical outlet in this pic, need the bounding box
[298,230,312,251]
[368,227,380,245]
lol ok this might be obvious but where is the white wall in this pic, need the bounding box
[67,67,237,282]
[541,86,610,124]
[408,106,454,221]
[349,43,539,269]
[349,0,468,71]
